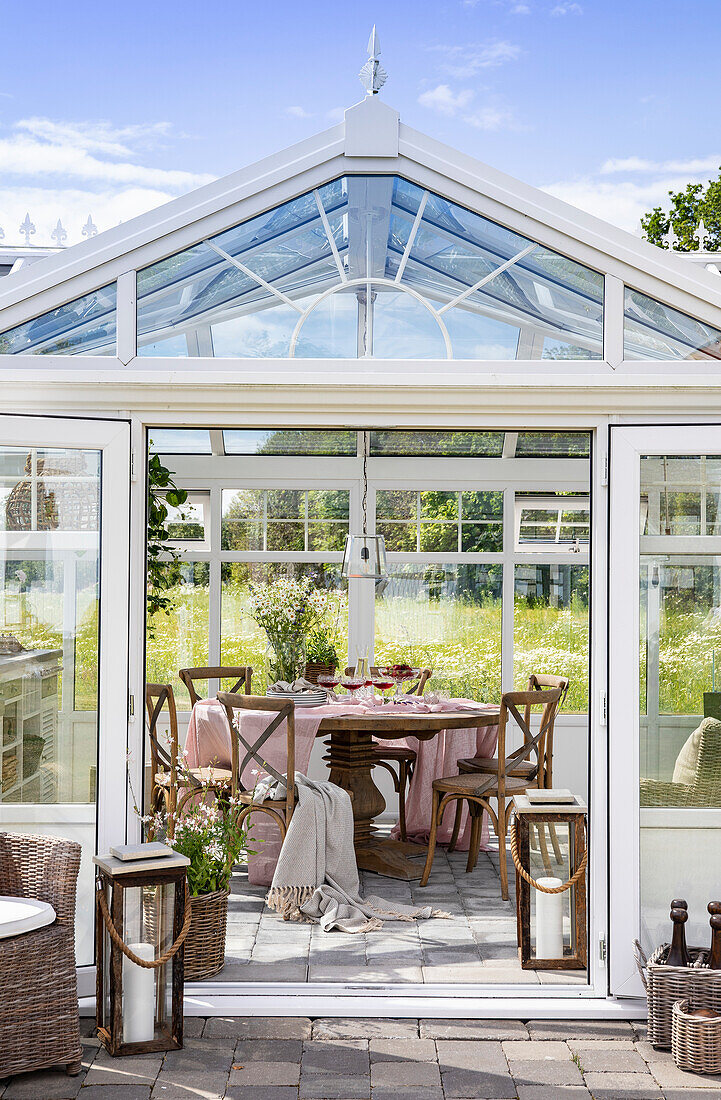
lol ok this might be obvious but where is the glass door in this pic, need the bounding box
[0,416,129,968]
[610,425,721,996]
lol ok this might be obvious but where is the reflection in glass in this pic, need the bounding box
[370,430,504,457]
[625,287,721,361]
[638,452,721,958]
[0,285,117,356]
[375,563,502,701]
[221,489,350,552]
[376,489,503,554]
[223,429,357,456]
[0,445,101,964]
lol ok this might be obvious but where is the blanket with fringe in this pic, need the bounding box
[264,773,450,933]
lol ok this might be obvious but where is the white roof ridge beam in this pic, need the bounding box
[204,240,304,313]
[397,123,721,326]
[438,243,537,315]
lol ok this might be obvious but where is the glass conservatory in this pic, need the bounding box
[1,89,721,1018]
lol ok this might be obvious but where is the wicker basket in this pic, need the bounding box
[183,888,229,981]
[672,999,721,1075]
[635,940,721,1049]
[304,662,336,686]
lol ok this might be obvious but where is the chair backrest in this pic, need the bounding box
[344,665,433,695]
[145,683,181,822]
[179,665,253,707]
[216,692,296,821]
[0,832,81,926]
[526,673,570,788]
[696,718,721,785]
[494,685,566,796]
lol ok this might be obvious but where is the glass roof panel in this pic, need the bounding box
[624,287,721,361]
[515,432,591,458]
[224,429,357,456]
[370,430,505,457]
[148,429,212,453]
[0,284,116,356]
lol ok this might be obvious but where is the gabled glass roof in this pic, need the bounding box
[136,175,605,361]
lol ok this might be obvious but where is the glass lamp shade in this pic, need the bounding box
[341,533,387,580]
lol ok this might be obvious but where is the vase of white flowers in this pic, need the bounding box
[249,576,330,684]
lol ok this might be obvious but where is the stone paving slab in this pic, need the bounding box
[3,1014,721,1098]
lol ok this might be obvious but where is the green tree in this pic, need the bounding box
[641,171,721,250]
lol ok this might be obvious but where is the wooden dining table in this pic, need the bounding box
[318,707,501,880]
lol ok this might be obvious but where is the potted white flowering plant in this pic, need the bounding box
[142,771,249,980]
[248,575,330,684]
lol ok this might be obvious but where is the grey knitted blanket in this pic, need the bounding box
[265,774,450,933]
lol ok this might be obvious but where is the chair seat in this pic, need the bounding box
[458,755,536,777]
[371,743,417,764]
[155,767,234,788]
[432,772,531,798]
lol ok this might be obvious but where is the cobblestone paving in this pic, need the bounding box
[3,1017,720,1098]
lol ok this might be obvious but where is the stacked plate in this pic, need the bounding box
[266,688,328,708]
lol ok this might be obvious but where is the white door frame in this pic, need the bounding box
[609,424,721,997]
[0,414,130,995]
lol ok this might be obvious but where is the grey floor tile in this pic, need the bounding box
[510,1058,584,1086]
[516,1088,592,1099]
[181,1017,205,1037]
[83,1051,162,1087]
[298,1075,370,1098]
[421,1019,528,1040]
[229,1061,300,1085]
[312,1018,418,1039]
[581,1071,665,1098]
[161,1039,235,1072]
[440,1067,517,1098]
[151,1070,229,1098]
[301,1040,368,1075]
[371,1060,441,1086]
[77,1089,152,1100]
[527,1019,636,1041]
[369,1038,435,1060]
[234,1039,303,1062]
[2,1070,84,1099]
[225,1089,299,1100]
[204,1016,311,1039]
[567,1042,648,1072]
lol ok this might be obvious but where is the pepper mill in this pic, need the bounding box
[667,906,690,967]
[709,911,721,970]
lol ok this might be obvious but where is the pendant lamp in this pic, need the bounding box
[342,435,387,580]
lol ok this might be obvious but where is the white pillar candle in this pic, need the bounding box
[123,942,155,1044]
[535,877,564,959]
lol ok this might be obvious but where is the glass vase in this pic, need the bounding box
[266,633,307,685]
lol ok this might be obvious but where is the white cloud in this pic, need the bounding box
[550,2,582,13]
[600,155,721,176]
[418,84,474,116]
[0,116,216,246]
[543,168,717,234]
[418,83,514,132]
[326,107,345,122]
[285,106,312,119]
[430,40,522,79]
[462,0,531,11]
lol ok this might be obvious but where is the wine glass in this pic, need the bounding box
[340,674,365,702]
[372,673,394,702]
[317,671,341,700]
[388,664,417,703]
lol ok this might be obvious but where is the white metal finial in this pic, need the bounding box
[82,214,98,239]
[51,219,68,247]
[665,223,678,251]
[697,217,708,250]
[19,213,35,247]
[359,24,387,95]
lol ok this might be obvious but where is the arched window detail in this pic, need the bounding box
[134,176,605,361]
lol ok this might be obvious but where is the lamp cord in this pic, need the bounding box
[362,432,368,536]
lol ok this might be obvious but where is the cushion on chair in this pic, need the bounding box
[672,717,721,786]
[0,895,56,939]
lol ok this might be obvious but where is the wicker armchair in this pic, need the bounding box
[0,832,82,1079]
[641,718,721,808]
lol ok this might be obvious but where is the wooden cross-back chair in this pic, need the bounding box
[145,682,236,836]
[178,665,253,708]
[419,684,565,899]
[344,665,432,841]
[217,691,296,841]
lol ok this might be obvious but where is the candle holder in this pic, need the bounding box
[511,793,588,970]
[94,846,190,1056]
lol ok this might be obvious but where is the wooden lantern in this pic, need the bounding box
[512,793,587,971]
[94,847,190,1056]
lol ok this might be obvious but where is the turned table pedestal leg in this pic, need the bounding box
[324,729,425,880]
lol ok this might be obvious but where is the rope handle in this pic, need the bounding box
[509,815,587,894]
[97,883,191,969]
[633,939,649,991]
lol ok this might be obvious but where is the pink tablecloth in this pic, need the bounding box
[184,697,498,885]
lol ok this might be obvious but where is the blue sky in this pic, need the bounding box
[1,0,719,245]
